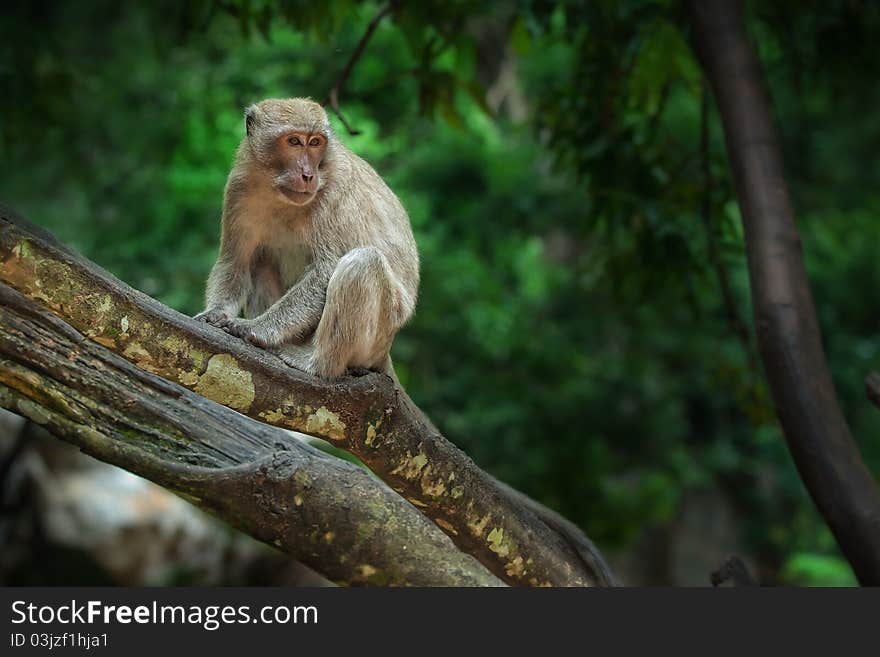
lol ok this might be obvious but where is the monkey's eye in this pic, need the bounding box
[287,136,302,146]
[308,137,323,147]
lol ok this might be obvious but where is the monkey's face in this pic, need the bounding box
[269,131,328,206]
[244,99,332,208]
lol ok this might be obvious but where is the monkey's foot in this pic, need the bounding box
[270,346,315,374]
[194,308,229,325]
[220,317,281,348]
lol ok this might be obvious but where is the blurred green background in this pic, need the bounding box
[2,0,879,585]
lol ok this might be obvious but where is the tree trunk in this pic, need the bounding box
[0,205,613,587]
[687,0,880,584]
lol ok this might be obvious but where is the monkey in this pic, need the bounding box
[194,98,419,378]
[190,99,617,583]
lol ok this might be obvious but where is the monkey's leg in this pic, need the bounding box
[303,246,401,378]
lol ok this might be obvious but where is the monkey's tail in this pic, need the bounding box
[385,357,617,586]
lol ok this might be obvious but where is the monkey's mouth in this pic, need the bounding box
[278,186,316,205]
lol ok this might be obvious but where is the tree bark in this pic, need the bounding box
[687,0,880,584]
[0,205,613,587]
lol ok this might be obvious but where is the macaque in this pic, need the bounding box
[195,98,419,378]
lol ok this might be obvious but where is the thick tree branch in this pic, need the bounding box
[687,0,880,584]
[0,283,500,586]
[0,206,613,587]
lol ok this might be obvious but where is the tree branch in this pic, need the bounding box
[687,0,880,585]
[321,2,395,135]
[866,371,880,411]
[0,283,500,586]
[0,205,613,587]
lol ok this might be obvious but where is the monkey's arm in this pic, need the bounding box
[195,255,251,323]
[195,207,255,324]
[221,263,330,348]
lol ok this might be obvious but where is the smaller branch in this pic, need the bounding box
[326,90,362,136]
[322,2,395,135]
[865,371,880,410]
[710,555,758,586]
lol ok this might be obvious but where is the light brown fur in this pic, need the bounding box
[195,98,419,378]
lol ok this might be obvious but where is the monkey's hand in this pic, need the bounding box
[194,308,229,326]
[220,317,283,348]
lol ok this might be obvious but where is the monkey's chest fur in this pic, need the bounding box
[245,236,312,319]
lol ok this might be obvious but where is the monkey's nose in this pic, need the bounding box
[301,173,314,183]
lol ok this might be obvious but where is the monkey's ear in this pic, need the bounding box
[245,105,257,137]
